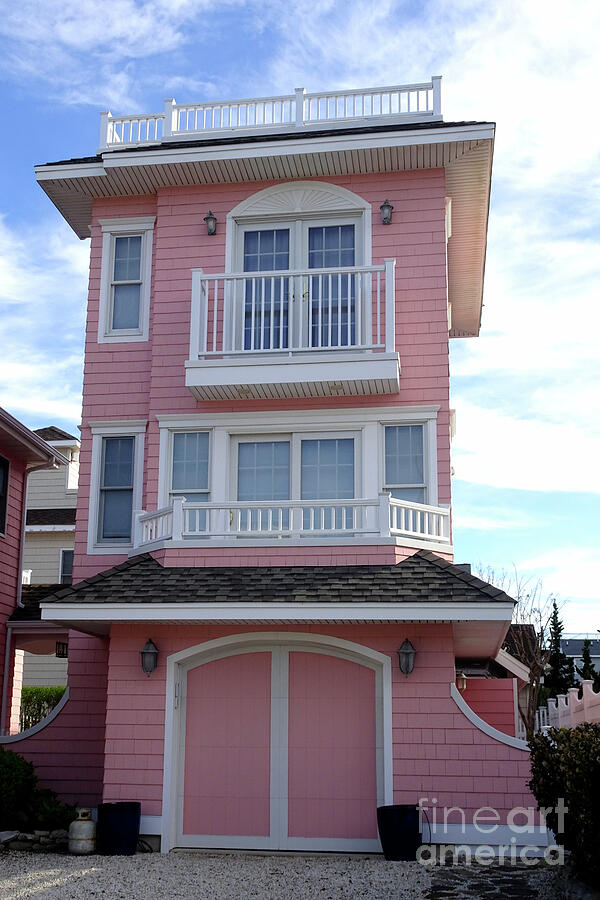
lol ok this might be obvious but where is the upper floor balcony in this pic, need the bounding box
[185,259,400,401]
[98,79,442,151]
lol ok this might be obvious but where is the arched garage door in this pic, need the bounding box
[174,639,387,852]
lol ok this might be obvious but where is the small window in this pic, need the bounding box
[98,437,135,542]
[0,455,8,535]
[384,425,425,502]
[60,549,74,585]
[98,217,155,343]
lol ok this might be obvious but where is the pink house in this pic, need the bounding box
[2,78,544,852]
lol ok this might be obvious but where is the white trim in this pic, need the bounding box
[495,647,530,683]
[98,123,496,170]
[42,601,514,624]
[97,217,155,344]
[140,814,162,835]
[87,424,146,555]
[25,524,76,533]
[161,632,392,853]
[130,534,453,556]
[157,406,440,428]
[0,688,69,744]
[450,683,529,751]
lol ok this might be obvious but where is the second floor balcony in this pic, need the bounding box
[133,493,450,552]
[185,260,400,400]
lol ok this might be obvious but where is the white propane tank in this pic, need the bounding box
[69,808,96,855]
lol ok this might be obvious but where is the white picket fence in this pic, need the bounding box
[517,680,600,739]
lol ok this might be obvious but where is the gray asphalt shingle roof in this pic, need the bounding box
[38,550,514,607]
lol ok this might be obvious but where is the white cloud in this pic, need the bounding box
[517,549,600,623]
[0,216,88,429]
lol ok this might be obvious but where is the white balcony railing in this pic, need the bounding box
[98,78,442,150]
[133,494,450,549]
[189,261,396,361]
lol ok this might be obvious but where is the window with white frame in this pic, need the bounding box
[88,422,145,552]
[169,431,210,533]
[98,217,155,343]
[0,455,8,536]
[383,424,426,502]
[60,549,74,585]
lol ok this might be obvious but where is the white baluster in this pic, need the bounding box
[378,492,391,538]
[384,258,396,352]
[172,496,184,541]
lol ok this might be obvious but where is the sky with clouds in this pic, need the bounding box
[0,0,598,629]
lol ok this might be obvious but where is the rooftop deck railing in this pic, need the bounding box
[133,494,450,549]
[99,77,442,151]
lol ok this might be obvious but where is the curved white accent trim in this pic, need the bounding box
[450,683,529,751]
[161,632,392,854]
[0,687,70,744]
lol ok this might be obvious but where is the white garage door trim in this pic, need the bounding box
[161,632,393,854]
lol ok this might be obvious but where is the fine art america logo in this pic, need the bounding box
[416,797,566,866]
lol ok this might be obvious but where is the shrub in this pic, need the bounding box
[0,747,38,829]
[529,724,600,887]
[0,747,76,830]
[19,685,66,731]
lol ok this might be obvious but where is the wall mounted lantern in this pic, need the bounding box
[204,210,217,235]
[397,639,416,676]
[140,639,159,677]
[55,641,68,659]
[455,671,468,692]
[380,199,394,225]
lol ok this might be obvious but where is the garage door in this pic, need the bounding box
[179,645,380,851]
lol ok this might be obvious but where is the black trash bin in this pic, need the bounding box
[377,804,421,861]
[96,801,141,855]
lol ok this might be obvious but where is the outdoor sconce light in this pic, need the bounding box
[456,671,468,692]
[397,639,416,676]
[140,639,159,677]
[204,210,217,235]
[55,641,68,659]
[380,199,394,225]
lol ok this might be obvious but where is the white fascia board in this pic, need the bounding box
[101,124,496,169]
[35,163,106,181]
[25,524,76,533]
[156,404,440,429]
[495,647,530,683]
[184,354,400,389]
[41,601,514,624]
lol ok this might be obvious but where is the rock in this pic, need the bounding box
[40,836,53,844]
[7,841,34,850]
[17,833,35,842]
[34,830,50,837]
[50,829,69,841]
[0,831,19,844]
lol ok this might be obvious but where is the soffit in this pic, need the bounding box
[36,123,494,336]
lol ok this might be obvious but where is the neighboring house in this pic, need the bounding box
[4,78,543,852]
[562,635,600,680]
[18,426,79,691]
[0,408,67,735]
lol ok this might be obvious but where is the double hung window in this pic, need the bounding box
[98,217,154,343]
[98,437,135,542]
[170,432,210,533]
[383,425,426,502]
[60,549,74,585]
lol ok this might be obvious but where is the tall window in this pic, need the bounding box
[0,455,8,535]
[60,549,74,585]
[98,437,135,542]
[98,217,154,343]
[243,229,290,350]
[384,425,425,502]
[171,432,210,533]
[111,235,142,330]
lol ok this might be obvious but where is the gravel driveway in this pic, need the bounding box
[0,850,567,899]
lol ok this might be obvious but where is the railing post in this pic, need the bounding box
[172,496,184,541]
[163,98,176,137]
[431,76,442,117]
[190,269,204,360]
[133,509,145,549]
[378,492,391,538]
[582,680,593,721]
[99,111,111,151]
[384,258,396,353]
[294,87,306,126]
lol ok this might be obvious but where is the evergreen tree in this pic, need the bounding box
[576,638,597,681]
[544,600,578,698]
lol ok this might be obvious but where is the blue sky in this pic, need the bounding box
[0,0,598,629]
